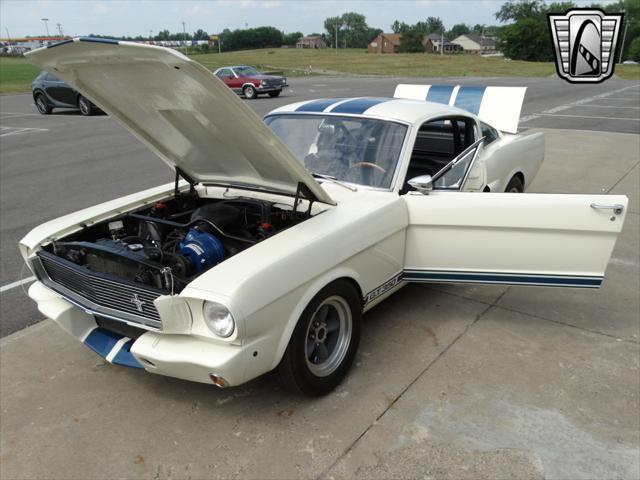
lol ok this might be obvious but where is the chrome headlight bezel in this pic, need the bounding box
[202,300,235,338]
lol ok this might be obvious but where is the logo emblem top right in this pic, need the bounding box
[548,8,624,84]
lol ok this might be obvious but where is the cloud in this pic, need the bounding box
[184,4,212,16]
[92,3,109,15]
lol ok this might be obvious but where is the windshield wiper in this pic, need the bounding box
[311,173,358,192]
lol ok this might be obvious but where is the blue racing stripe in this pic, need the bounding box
[296,98,341,112]
[402,270,602,288]
[79,37,119,44]
[330,97,392,114]
[426,85,455,104]
[112,340,143,369]
[453,86,486,115]
[84,328,122,358]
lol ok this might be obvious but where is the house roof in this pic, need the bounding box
[298,36,323,41]
[459,34,496,47]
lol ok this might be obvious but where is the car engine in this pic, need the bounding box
[39,196,302,294]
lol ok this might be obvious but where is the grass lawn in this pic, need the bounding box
[1,48,638,94]
[0,56,40,94]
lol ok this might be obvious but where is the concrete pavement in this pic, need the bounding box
[1,125,638,479]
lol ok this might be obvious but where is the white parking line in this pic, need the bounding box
[589,97,640,100]
[520,85,640,124]
[0,112,41,118]
[0,276,36,293]
[0,126,49,137]
[572,104,640,109]
[537,113,640,121]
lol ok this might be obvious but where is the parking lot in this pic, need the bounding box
[1,76,639,479]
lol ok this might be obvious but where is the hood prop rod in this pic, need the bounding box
[174,167,197,200]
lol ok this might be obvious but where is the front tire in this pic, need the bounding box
[243,85,257,99]
[276,280,362,396]
[268,90,281,98]
[34,93,52,114]
[505,175,524,193]
[78,95,94,116]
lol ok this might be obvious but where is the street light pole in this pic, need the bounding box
[41,18,50,37]
[182,21,188,54]
[56,23,63,37]
[618,16,628,64]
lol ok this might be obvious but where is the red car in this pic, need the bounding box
[213,65,288,99]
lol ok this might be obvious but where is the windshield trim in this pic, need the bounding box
[263,112,411,192]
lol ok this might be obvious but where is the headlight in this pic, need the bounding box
[259,80,265,87]
[203,301,235,338]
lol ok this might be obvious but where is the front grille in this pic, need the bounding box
[37,252,163,329]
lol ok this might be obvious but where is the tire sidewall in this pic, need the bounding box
[35,94,50,114]
[280,280,362,396]
[243,85,257,99]
[505,175,524,193]
[78,96,92,116]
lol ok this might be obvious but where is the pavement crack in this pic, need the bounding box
[606,160,639,194]
[426,286,639,345]
[316,289,508,480]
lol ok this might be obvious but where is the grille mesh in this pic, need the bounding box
[38,252,162,324]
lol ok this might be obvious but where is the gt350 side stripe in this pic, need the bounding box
[363,269,603,304]
[402,270,603,288]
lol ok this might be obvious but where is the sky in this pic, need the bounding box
[0,0,615,39]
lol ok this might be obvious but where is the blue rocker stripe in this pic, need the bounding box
[402,270,602,287]
[296,98,342,112]
[84,328,143,369]
[453,86,487,115]
[426,85,455,104]
[329,97,392,114]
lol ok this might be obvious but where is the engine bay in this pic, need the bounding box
[39,193,306,294]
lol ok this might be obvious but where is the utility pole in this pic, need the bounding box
[335,22,338,52]
[41,18,50,37]
[149,29,153,41]
[618,16,628,64]
[56,23,63,37]
[182,21,188,54]
[440,29,444,55]
[5,28,12,47]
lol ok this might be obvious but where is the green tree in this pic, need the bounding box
[324,16,343,48]
[398,27,426,52]
[447,23,470,39]
[495,0,576,61]
[192,29,209,41]
[628,36,640,61]
[425,17,445,33]
[283,31,303,45]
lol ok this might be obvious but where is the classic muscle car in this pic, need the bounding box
[213,65,288,99]
[21,39,628,396]
[266,84,542,193]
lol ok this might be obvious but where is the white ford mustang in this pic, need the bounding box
[21,39,628,396]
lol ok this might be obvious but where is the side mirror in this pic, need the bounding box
[408,175,433,194]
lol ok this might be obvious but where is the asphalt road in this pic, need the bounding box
[0,75,639,336]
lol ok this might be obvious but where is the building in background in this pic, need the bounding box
[451,34,497,54]
[296,36,326,49]
[367,33,401,53]
[425,33,463,54]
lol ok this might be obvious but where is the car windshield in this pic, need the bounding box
[264,114,408,189]
[234,66,260,76]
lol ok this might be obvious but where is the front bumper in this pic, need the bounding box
[28,281,250,386]
[256,83,288,93]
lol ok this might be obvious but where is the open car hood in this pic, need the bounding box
[26,38,334,204]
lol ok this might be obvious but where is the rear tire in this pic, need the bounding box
[35,93,52,114]
[243,85,257,99]
[268,90,281,98]
[78,95,94,116]
[505,175,524,193]
[276,280,362,396]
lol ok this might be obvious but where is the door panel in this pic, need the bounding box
[45,80,76,106]
[403,191,627,287]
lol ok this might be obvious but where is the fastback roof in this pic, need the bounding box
[268,97,473,125]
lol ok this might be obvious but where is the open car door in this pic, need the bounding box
[403,148,627,286]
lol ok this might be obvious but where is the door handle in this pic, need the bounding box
[590,203,624,215]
